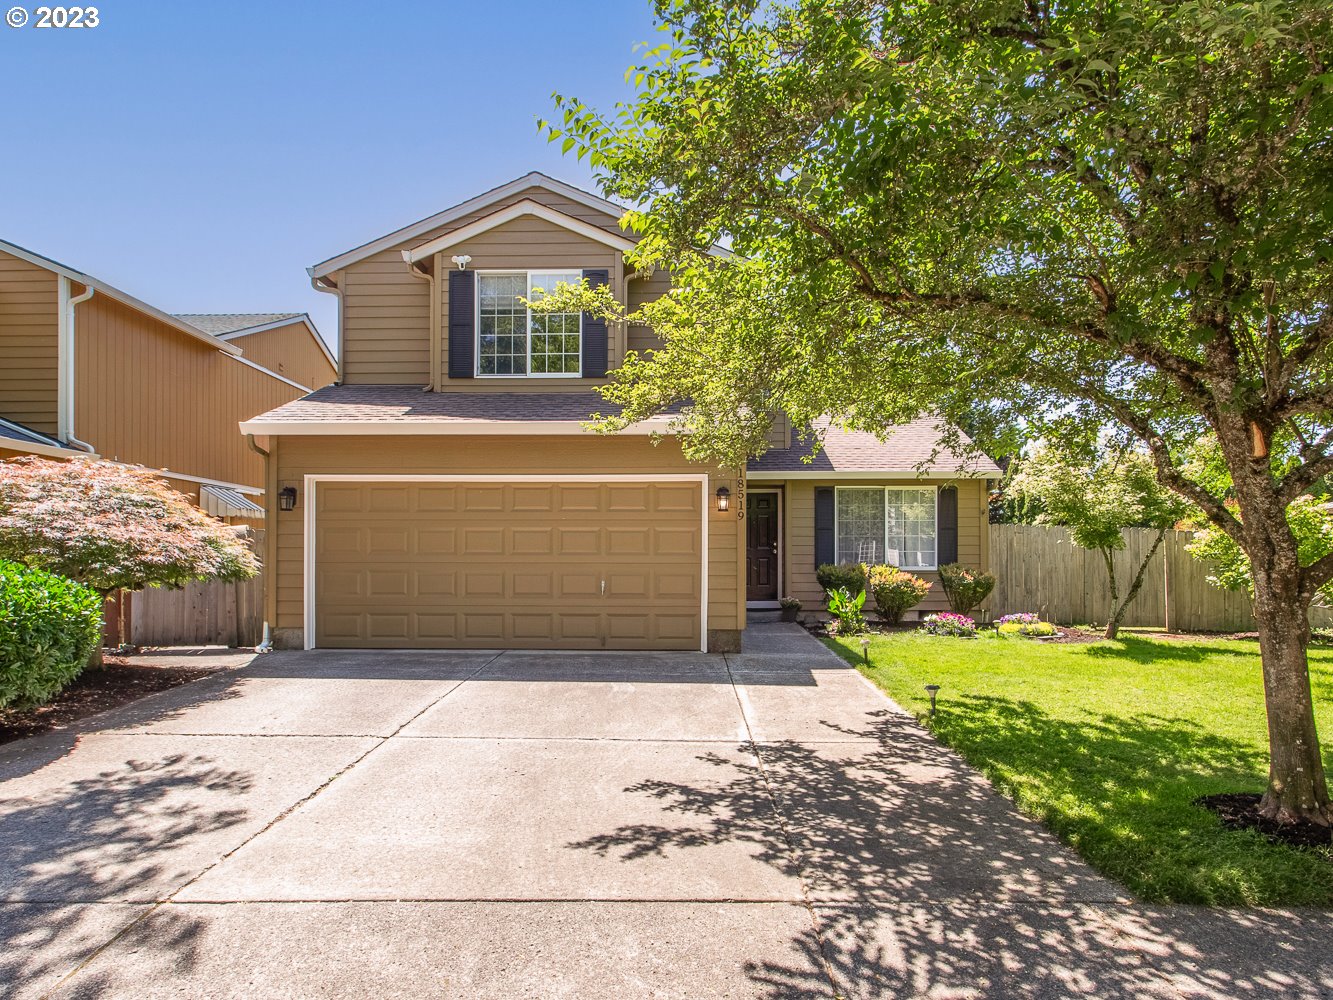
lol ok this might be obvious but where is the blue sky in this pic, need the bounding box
[0,0,660,348]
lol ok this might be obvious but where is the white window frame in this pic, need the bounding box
[475,269,583,379]
[833,485,939,571]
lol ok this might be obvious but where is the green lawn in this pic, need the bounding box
[824,629,1333,906]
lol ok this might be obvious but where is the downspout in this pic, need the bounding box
[57,276,97,452]
[403,253,437,391]
[246,433,275,652]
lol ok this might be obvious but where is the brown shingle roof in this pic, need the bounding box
[748,418,1001,476]
[244,387,999,476]
[245,384,637,424]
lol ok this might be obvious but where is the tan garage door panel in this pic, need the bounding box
[314,481,703,650]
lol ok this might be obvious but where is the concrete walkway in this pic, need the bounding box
[1,624,1329,998]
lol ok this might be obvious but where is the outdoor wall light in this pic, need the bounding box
[924,684,941,716]
[278,486,298,512]
[715,486,731,512]
[451,254,472,270]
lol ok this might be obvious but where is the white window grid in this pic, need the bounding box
[476,270,583,377]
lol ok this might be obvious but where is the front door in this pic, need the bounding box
[746,491,781,602]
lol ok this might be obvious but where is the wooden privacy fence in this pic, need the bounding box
[988,523,1333,632]
[128,574,264,647]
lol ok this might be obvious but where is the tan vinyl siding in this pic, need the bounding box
[764,413,792,451]
[334,187,635,387]
[271,435,743,640]
[626,268,671,357]
[0,250,59,434]
[229,322,337,390]
[435,216,621,389]
[74,294,306,488]
[339,249,432,384]
[779,478,988,616]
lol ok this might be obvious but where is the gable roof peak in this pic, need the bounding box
[308,172,630,280]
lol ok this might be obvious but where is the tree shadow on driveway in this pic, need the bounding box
[567,705,1333,998]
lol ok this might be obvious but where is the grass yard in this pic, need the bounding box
[824,629,1333,906]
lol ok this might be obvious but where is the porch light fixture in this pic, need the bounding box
[924,684,941,716]
[715,486,730,512]
[278,486,298,512]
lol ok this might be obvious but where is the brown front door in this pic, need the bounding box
[747,491,780,601]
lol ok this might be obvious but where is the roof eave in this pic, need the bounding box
[237,418,674,437]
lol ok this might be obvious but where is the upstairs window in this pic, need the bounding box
[834,487,938,570]
[477,270,582,376]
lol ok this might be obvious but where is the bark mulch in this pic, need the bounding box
[1195,792,1333,849]
[0,658,218,746]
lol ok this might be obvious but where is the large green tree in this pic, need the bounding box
[545,0,1333,823]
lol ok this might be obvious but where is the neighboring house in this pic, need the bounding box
[240,172,999,653]
[0,239,329,522]
[174,313,337,392]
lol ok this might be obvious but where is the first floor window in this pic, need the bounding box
[478,271,582,376]
[835,487,937,569]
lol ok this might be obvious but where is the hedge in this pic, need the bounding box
[0,560,102,711]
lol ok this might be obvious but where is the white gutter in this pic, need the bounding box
[237,418,676,437]
[57,276,97,452]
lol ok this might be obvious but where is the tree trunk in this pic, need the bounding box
[1101,548,1121,640]
[1106,529,1169,642]
[1251,567,1331,826]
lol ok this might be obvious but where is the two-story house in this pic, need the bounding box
[0,240,335,520]
[241,173,997,653]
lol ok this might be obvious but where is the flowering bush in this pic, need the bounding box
[0,456,259,597]
[919,612,978,637]
[866,565,931,625]
[938,563,996,615]
[997,613,1041,625]
[998,620,1058,637]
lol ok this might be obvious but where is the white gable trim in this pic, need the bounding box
[309,172,631,279]
[403,200,636,263]
[220,314,337,370]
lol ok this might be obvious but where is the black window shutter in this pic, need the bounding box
[448,270,475,379]
[581,268,610,378]
[937,486,959,566]
[814,487,835,568]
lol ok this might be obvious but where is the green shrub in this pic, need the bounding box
[938,563,996,614]
[816,562,867,599]
[0,560,102,710]
[998,620,1058,637]
[826,587,868,635]
[867,565,932,625]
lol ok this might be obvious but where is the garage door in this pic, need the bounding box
[312,479,704,650]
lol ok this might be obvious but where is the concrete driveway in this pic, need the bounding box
[2,624,1329,999]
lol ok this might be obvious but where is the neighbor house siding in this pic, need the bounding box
[230,322,336,390]
[0,250,59,435]
[332,186,637,388]
[778,478,989,616]
[74,294,303,488]
[270,434,743,643]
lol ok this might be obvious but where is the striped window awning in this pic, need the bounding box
[201,484,265,519]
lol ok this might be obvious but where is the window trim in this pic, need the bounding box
[832,485,939,571]
[475,268,584,379]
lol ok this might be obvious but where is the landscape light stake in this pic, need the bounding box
[924,684,941,716]
[860,638,870,665]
